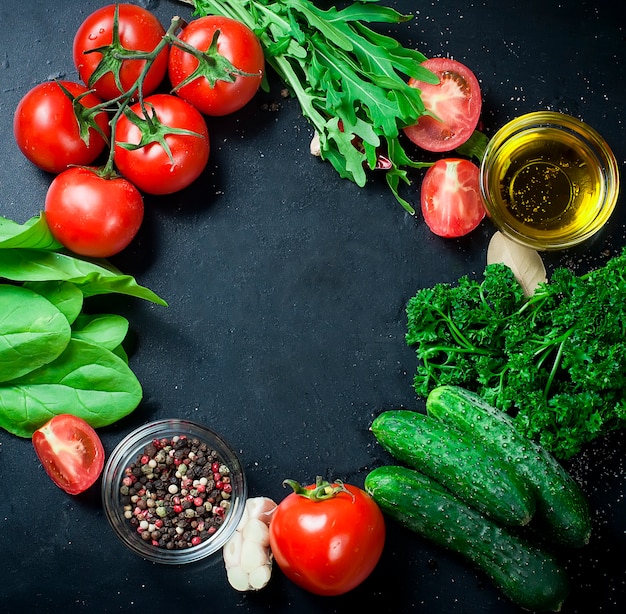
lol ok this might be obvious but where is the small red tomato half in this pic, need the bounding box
[168,15,265,116]
[45,166,144,258]
[113,94,210,195]
[404,57,482,153]
[33,414,106,495]
[13,81,110,174]
[73,3,168,101]
[269,478,385,596]
[420,158,485,238]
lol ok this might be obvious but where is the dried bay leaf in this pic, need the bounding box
[487,231,547,296]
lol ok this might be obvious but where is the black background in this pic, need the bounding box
[1,1,625,612]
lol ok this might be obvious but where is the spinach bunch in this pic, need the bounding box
[406,250,626,460]
[187,0,437,213]
[0,214,166,437]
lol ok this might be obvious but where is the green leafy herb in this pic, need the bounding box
[0,285,71,383]
[186,0,436,213]
[406,250,626,459]
[0,214,166,437]
[0,214,166,306]
[0,338,143,438]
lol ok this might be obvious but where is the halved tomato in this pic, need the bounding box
[420,158,485,238]
[404,57,482,152]
[32,414,105,495]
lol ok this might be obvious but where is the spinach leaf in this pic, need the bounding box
[23,280,84,325]
[0,213,63,250]
[0,338,143,437]
[72,313,129,350]
[0,284,71,383]
[0,248,167,305]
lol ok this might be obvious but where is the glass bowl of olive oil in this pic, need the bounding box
[479,111,619,250]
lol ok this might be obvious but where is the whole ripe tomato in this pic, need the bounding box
[45,166,144,258]
[73,3,168,101]
[420,158,485,238]
[33,414,105,495]
[168,15,265,116]
[113,94,210,195]
[404,57,482,153]
[269,478,386,596]
[13,81,110,174]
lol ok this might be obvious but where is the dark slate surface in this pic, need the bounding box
[0,1,624,612]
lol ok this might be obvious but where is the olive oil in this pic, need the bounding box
[488,127,603,241]
[480,112,619,250]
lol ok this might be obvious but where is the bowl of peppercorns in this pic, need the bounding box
[101,419,247,564]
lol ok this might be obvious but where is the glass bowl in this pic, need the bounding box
[102,419,247,564]
[479,111,620,250]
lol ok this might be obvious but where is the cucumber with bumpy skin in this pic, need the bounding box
[365,465,570,613]
[426,385,591,547]
[371,410,535,526]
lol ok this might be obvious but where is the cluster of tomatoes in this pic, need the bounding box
[13,3,265,258]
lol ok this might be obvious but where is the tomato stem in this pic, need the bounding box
[283,476,353,502]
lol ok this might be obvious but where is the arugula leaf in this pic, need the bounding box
[406,250,626,459]
[0,338,143,438]
[0,284,71,383]
[188,0,436,213]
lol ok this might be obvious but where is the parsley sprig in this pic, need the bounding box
[186,0,437,213]
[406,250,626,460]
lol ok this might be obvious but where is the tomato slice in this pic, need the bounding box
[420,158,486,238]
[404,57,482,152]
[32,414,105,495]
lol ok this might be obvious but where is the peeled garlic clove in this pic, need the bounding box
[241,517,270,546]
[248,564,272,590]
[227,566,251,592]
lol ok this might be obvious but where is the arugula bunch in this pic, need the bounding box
[0,214,166,437]
[406,251,626,459]
[186,0,437,213]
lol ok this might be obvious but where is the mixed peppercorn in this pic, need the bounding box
[120,435,233,550]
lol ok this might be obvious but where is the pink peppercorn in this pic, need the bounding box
[191,536,202,547]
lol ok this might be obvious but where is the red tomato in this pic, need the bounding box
[45,167,144,258]
[420,158,485,238]
[113,94,210,195]
[168,15,264,116]
[404,57,482,152]
[13,81,110,173]
[73,3,168,101]
[269,479,385,596]
[33,414,105,495]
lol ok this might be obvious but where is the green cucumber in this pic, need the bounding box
[426,385,591,547]
[365,465,570,613]
[371,410,535,526]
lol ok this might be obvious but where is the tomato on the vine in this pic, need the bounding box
[13,81,110,174]
[73,3,168,101]
[168,15,265,117]
[420,158,485,238]
[113,93,210,195]
[45,166,144,258]
[404,57,482,153]
[268,478,385,596]
[33,414,105,496]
